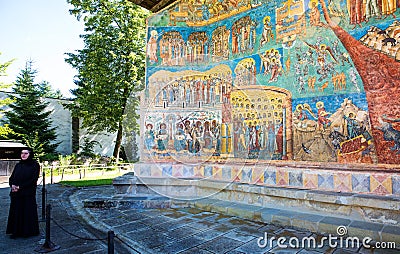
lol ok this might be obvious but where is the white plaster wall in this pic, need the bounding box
[0,92,117,156]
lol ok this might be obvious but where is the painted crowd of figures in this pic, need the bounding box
[147,18,258,66]
[232,120,284,159]
[144,119,286,160]
[150,73,232,107]
[143,0,400,164]
[144,120,222,156]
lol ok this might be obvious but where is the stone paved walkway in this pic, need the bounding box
[0,179,128,254]
[0,177,399,254]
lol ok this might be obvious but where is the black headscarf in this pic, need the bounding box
[20,148,36,164]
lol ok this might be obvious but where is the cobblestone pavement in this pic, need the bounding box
[1,178,399,254]
[0,180,128,254]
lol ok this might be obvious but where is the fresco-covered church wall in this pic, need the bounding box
[142,0,400,165]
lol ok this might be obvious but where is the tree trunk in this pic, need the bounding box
[113,120,123,160]
[112,86,131,160]
[319,0,400,164]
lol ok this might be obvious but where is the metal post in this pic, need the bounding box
[108,231,115,254]
[35,204,60,253]
[41,170,46,221]
[50,165,53,184]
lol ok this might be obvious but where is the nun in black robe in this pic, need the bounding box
[6,148,40,238]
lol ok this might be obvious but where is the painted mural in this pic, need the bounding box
[143,0,400,165]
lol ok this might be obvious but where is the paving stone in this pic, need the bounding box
[302,234,336,254]
[271,210,304,227]
[224,230,255,242]
[177,207,205,214]
[232,238,273,254]
[156,235,205,253]
[186,220,219,230]
[160,209,191,219]
[191,211,218,220]
[135,233,175,249]
[163,225,202,240]
[298,250,326,254]
[380,224,400,246]
[197,236,244,254]
[331,249,358,254]
[210,200,237,214]
[194,228,226,241]
[113,221,150,233]
[193,198,221,212]
[102,216,129,226]
[127,228,162,241]
[257,224,283,235]
[347,221,383,243]
[150,219,190,231]
[268,246,304,253]
[259,207,282,224]
[318,217,352,235]
[3,183,400,254]
[203,213,232,223]
[226,203,264,221]
[179,247,214,254]
[292,213,325,232]
[139,215,174,225]
[358,247,400,254]
[120,209,150,220]
[211,223,237,233]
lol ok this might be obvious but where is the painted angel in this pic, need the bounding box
[304,41,338,72]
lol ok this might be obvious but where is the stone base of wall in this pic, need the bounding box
[133,161,400,196]
[108,168,400,246]
[113,173,400,226]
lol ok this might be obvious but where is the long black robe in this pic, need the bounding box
[6,159,40,237]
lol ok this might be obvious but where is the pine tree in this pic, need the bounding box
[4,61,58,157]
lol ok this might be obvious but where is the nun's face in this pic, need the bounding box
[21,150,30,160]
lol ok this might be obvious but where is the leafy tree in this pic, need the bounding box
[65,0,149,159]
[0,53,15,114]
[79,137,102,157]
[38,81,63,99]
[0,52,16,136]
[4,61,58,157]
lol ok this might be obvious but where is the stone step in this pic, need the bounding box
[82,192,400,248]
[83,195,172,209]
[184,198,400,248]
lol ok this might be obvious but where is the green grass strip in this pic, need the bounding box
[59,178,113,187]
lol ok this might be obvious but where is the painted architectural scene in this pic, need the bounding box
[142,0,400,165]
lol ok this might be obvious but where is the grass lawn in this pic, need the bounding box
[59,178,114,187]
[58,171,125,187]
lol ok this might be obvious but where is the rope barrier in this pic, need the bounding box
[115,235,141,254]
[51,217,141,253]
[50,218,108,241]
[37,177,43,186]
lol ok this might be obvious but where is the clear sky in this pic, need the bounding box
[0,0,85,98]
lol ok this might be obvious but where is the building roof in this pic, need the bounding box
[129,0,177,12]
[0,141,27,148]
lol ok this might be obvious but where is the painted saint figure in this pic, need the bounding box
[309,1,327,27]
[380,0,397,18]
[364,0,380,21]
[316,101,332,129]
[157,123,168,151]
[260,16,274,47]
[144,124,155,150]
[347,0,365,28]
[147,30,158,64]
[174,124,186,152]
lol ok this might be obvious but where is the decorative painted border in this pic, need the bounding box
[135,162,400,196]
